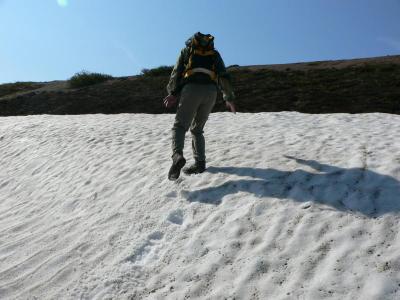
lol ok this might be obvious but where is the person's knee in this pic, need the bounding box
[190,127,204,136]
[173,122,189,132]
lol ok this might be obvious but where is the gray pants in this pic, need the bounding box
[172,83,217,162]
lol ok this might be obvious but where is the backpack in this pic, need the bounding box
[183,32,217,81]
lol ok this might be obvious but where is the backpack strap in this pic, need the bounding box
[184,68,217,81]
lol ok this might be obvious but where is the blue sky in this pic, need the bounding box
[1,0,399,83]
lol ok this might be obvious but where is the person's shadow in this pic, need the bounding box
[183,156,400,217]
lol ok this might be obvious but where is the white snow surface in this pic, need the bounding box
[1,112,400,300]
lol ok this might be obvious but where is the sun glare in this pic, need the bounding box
[57,0,68,7]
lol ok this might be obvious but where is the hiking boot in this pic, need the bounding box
[168,152,186,181]
[183,161,206,175]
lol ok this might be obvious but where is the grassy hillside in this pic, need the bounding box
[0,55,399,116]
[0,82,45,99]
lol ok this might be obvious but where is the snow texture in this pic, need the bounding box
[0,112,400,299]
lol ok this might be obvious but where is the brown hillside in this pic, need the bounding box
[0,55,400,116]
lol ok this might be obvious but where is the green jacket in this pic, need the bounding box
[167,47,235,102]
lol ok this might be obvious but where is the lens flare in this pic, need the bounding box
[57,0,68,7]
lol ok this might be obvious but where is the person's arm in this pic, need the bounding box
[167,48,187,96]
[214,51,236,113]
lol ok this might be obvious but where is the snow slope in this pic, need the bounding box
[0,112,400,300]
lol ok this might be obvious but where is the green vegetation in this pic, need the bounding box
[68,71,113,88]
[307,61,322,66]
[141,66,173,77]
[0,82,45,98]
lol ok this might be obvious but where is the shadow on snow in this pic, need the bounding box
[183,156,400,217]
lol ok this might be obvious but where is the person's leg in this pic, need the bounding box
[169,84,203,180]
[171,84,202,155]
[187,84,217,171]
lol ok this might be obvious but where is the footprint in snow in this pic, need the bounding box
[167,209,184,225]
[125,231,164,264]
[166,191,177,198]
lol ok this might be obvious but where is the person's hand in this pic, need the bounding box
[163,95,177,109]
[226,101,236,114]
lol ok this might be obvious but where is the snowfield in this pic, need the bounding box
[0,112,400,300]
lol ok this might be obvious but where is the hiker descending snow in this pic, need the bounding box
[164,32,236,180]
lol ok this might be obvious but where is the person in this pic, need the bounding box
[163,32,236,181]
